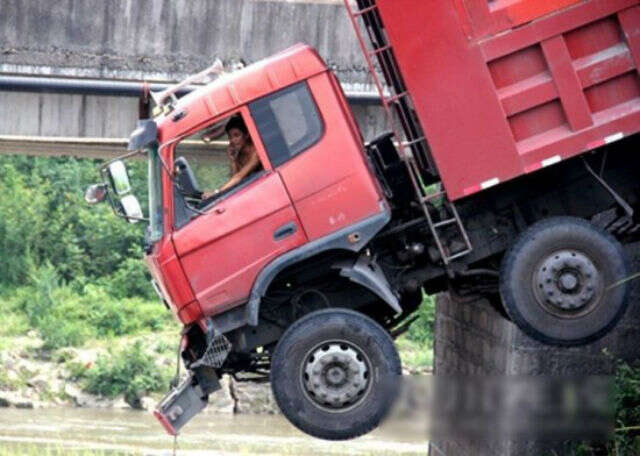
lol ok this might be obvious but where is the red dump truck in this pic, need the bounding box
[87,0,640,440]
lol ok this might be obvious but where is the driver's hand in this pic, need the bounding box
[201,189,220,200]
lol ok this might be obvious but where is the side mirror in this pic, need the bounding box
[85,184,108,204]
[120,194,143,224]
[107,161,132,196]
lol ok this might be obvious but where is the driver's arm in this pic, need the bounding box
[200,152,261,199]
[219,152,261,192]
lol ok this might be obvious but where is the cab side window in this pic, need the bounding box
[250,82,323,167]
[172,113,264,228]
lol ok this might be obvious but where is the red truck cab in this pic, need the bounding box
[145,44,388,327]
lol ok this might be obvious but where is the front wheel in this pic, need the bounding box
[270,308,401,440]
[500,216,629,346]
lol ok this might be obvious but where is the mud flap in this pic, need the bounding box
[154,373,211,436]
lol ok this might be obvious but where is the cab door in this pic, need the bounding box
[171,113,307,317]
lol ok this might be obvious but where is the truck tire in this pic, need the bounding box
[500,216,629,346]
[270,308,401,440]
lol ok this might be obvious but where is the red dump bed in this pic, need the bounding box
[375,0,640,200]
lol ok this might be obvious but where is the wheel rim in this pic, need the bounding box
[532,249,603,318]
[300,340,372,413]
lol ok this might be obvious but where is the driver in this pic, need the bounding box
[202,115,262,199]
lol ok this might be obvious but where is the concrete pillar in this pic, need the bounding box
[430,242,640,455]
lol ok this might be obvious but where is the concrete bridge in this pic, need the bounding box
[0,0,386,161]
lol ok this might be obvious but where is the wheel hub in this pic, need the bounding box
[302,342,370,411]
[534,250,601,314]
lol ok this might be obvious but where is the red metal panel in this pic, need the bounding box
[157,44,326,143]
[481,0,638,61]
[372,0,640,200]
[465,0,584,38]
[278,74,384,240]
[499,74,558,116]
[541,35,594,130]
[574,45,635,89]
[619,7,640,70]
[172,172,307,317]
[376,0,522,201]
[145,237,199,322]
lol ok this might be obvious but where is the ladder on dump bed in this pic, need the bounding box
[345,0,473,265]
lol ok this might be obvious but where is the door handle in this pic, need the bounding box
[274,222,297,241]
[214,207,225,214]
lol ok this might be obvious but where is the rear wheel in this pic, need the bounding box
[500,217,629,346]
[270,308,401,440]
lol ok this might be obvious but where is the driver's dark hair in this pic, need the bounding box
[225,115,248,136]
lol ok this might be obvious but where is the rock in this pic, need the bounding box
[206,375,235,414]
[16,359,40,377]
[28,375,49,391]
[13,400,34,409]
[140,396,157,411]
[64,383,99,407]
[230,378,278,415]
[13,400,35,409]
[0,392,34,409]
[113,396,131,409]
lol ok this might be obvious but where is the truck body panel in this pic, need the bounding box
[145,237,201,323]
[172,171,307,318]
[149,44,386,319]
[374,0,640,199]
[277,74,385,241]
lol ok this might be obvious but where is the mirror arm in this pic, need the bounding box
[99,148,146,172]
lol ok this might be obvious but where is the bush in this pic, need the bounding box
[612,361,640,454]
[1,265,172,348]
[406,293,436,345]
[83,341,170,402]
[39,315,93,350]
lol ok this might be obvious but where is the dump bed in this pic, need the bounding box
[362,0,640,200]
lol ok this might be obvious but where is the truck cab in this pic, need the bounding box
[144,44,389,328]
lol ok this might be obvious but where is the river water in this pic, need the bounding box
[0,408,429,455]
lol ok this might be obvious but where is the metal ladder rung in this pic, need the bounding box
[354,4,378,16]
[433,218,457,229]
[420,191,446,203]
[400,136,426,148]
[384,91,408,104]
[447,248,474,262]
[368,45,392,57]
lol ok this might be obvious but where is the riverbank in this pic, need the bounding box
[0,331,431,414]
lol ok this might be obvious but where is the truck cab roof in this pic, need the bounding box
[156,44,328,142]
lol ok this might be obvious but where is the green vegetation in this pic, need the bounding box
[0,155,175,401]
[396,293,435,372]
[82,341,172,403]
[611,361,640,455]
[405,293,436,346]
[0,155,173,349]
[566,361,640,456]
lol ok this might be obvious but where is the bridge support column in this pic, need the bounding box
[429,242,640,456]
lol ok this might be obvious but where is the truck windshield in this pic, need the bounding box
[148,145,164,243]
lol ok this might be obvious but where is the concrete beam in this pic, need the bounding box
[0,135,229,164]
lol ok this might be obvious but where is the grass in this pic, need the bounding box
[396,336,433,372]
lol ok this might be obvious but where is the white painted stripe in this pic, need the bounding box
[605,132,624,144]
[541,155,562,167]
[480,177,500,189]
